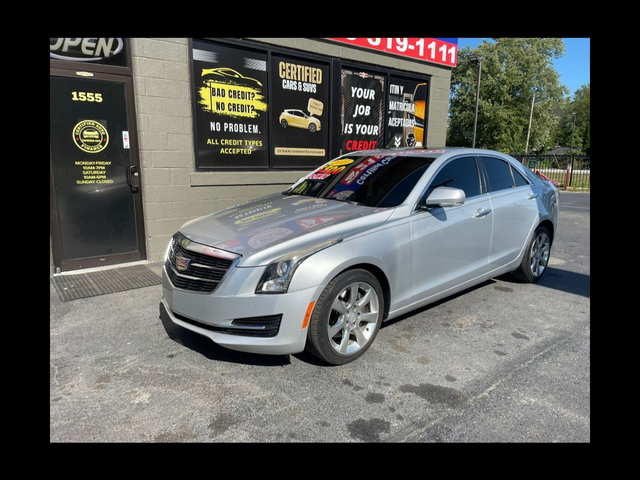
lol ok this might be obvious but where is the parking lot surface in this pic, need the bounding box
[50,191,590,442]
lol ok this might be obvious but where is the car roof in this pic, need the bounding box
[337,146,458,158]
[338,146,516,160]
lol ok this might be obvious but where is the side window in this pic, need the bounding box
[482,156,514,192]
[423,156,481,201]
[512,165,529,187]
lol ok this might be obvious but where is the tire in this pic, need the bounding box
[308,123,316,133]
[511,225,551,283]
[306,269,383,365]
[281,119,288,128]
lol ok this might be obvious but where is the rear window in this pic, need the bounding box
[482,157,515,191]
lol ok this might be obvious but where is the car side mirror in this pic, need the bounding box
[423,186,466,209]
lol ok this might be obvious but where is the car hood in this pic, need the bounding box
[178,193,394,266]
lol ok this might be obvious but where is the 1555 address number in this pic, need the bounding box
[71,91,103,102]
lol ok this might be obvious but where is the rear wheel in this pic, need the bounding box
[512,225,551,283]
[306,269,383,365]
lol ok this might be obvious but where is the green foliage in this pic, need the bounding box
[447,38,573,152]
[582,120,590,153]
[551,83,590,150]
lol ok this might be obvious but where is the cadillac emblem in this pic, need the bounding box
[175,256,191,271]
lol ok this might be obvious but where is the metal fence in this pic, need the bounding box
[512,154,591,190]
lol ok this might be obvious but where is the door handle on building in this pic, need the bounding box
[128,166,140,193]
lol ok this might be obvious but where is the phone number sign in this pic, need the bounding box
[327,38,458,67]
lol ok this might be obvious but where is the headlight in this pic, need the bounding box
[256,259,296,294]
[256,238,342,294]
[164,232,190,263]
[164,238,174,263]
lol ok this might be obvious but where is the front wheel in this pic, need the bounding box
[306,269,383,365]
[308,123,317,133]
[281,119,288,128]
[512,225,551,283]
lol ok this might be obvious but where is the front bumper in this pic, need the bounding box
[161,263,319,355]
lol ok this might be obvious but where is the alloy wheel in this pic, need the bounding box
[327,281,380,355]
[530,232,550,278]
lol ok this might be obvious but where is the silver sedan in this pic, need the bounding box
[161,147,559,365]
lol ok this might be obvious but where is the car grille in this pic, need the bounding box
[173,311,282,338]
[165,234,241,293]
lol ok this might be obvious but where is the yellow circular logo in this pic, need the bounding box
[73,120,109,153]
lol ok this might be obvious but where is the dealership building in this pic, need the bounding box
[49,38,457,276]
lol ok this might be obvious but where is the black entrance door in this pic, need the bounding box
[50,70,145,272]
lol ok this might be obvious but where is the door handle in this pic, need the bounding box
[128,166,140,193]
[528,193,538,200]
[473,208,492,218]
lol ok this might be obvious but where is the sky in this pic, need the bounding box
[456,38,590,99]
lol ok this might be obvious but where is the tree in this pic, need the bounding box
[552,84,590,151]
[447,38,569,153]
[582,120,590,154]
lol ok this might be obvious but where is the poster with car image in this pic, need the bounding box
[340,68,385,156]
[192,39,268,169]
[270,54,329,169]
[385,76,429,148]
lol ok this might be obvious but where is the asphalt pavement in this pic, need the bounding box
[50,191,590,442]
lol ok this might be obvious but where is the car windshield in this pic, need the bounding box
[283,153,437,208]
